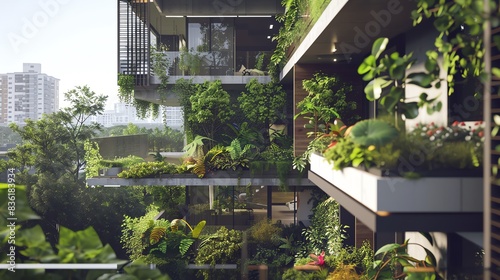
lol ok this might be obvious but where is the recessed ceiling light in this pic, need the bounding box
[269,24,273,29]
[267,36,271,39]
[333,58,337,62]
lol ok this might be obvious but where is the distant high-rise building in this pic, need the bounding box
[87,102,183,129]
[0,63,59,124]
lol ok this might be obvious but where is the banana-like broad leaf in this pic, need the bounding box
[350,120,399,147]
[191,220,206,238]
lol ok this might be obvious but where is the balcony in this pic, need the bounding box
[308,153,483,232]
[150,51,272,85]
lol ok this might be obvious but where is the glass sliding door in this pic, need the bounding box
[187,18,234,75]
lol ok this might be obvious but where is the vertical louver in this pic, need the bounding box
[118,0,150,86]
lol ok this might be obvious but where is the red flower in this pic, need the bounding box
[460,122,466,126]
[452,121,459,126]
[308,251,325,266]
[479,131,484,138]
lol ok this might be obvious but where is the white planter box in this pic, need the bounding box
[309,153,483,213]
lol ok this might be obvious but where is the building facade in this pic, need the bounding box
[116,0,498,276]
[0,63,59,124]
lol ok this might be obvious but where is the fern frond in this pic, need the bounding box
[150,227,167,245]
[192,157,206,178]
[179,238,195,256]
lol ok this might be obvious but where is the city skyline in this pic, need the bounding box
[0,0,120,109]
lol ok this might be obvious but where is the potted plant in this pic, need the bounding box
[121,206,206,279]
[309,119,484,214]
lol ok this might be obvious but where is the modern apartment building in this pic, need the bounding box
[115,0,499,276]
[0,63,59,124]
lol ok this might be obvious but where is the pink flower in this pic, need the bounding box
[308,251,325,266]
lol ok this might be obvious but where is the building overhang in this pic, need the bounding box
[280,0,416,82]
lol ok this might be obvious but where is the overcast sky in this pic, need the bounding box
[0,0,119,109]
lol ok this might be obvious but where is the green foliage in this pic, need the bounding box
[173,78,199,139]
[179,47,203,75]
[270,0,331,79]
[195,226,242,280]
[98,261,172,280]
[249,219,282,247]
[366,239,440,280]
[183,135,213,158]
[224,122,266,149]
[118,161,179,178]
[84,140,103,179]
[296,73,356,137]
[134,99,160,120]
[101,155,145,168]
[238,79,286,129]
[412,0,500,96]
[121,206,205,276]
[303,198,347,256]
[151,45,170,98]
[188,80,235,142]
[358,38,441,120]
[293,119,349,172]
[349,119,399,147]
[208,139,257,171]
[324,241,374,276]
[2,222,125,280]
[117,73,135,104]
[0,126,22,145]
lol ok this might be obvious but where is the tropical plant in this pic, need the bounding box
[195,226,242,280]
[121,206,206,278]
[349,119,399,147]
[208,139,257,171]
[293,119,349,172]
[302,197,347,257]
[358,37,442,121]
[296,73,356,136]
[367,240,440,280]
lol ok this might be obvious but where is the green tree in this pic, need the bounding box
[188,80,235,144]
[4,86,144,257]
[295,73,356,136]
[238,79,286,142]
[123,123,140,135]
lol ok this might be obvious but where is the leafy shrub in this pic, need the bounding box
[118,161,179,178]
[302,198,347,256]
[195,226,242,280]
[249,219,282,248]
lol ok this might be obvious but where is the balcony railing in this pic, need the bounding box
[155,50,272,77]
